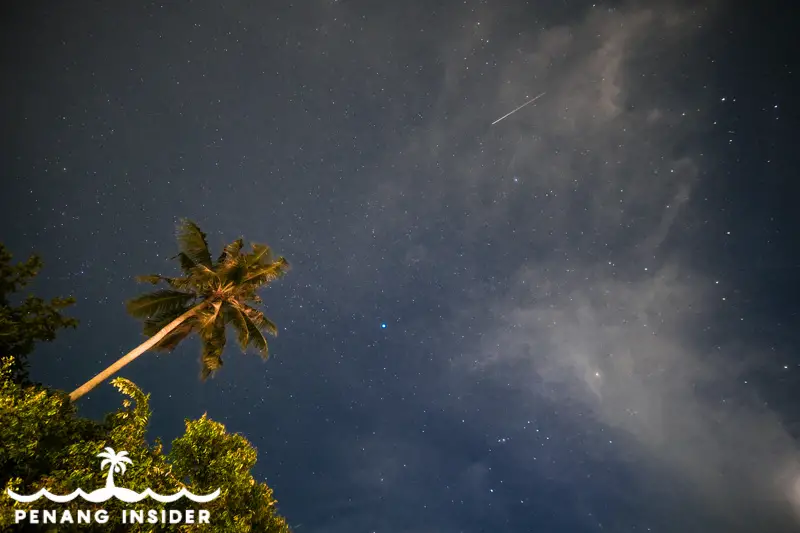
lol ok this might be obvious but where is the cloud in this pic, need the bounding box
[416,2,800,529]
[282,0,797,530]
[483,259,800,524]
[343,0,799,529]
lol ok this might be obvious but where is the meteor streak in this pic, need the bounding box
[491,92,546,125]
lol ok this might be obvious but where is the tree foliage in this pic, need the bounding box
[0,244,77,383]
[1,358,291,532]
[0,241,292,532]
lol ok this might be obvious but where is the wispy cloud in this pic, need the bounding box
[275,0,798,530]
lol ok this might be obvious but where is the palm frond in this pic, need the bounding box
[199,314,226,380]
[196,301,223,329]
[126,290,195,319]
[169,277,197,291]
[239,290,262,305]
[152,320,195,351]
[187,263,220,291]
[225,303,250,350]
[142,307,192,336]
[135,275,166,285]
[243,257,290,286]
[173,252,197,274]
[234,304,270,360]
[141,305,197,351]
[176,219,213,268]
[217,255,247,285]
[246,243,273,266]
[241,304,278,337]
[135,274,195,291]
[217,238,244,265]
[200,350,224,380]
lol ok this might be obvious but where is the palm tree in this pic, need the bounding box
[69,219,290,401]
[97,447,132,489]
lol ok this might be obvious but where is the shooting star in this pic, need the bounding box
[491,92,546,125]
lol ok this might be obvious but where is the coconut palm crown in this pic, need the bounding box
[131,219,290,377]
[69,220,289,401]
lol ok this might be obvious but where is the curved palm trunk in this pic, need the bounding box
[69,301,208,402]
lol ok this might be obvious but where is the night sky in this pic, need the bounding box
[2,0,799,531]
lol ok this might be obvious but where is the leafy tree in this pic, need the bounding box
[70,219,290,401]
[0,244,78,383]
[1,357,292,533]
[0,237,293,532]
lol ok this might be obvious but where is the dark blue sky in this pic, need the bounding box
[2,1,799,531]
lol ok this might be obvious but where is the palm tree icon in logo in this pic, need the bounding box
[97,448,132,490]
